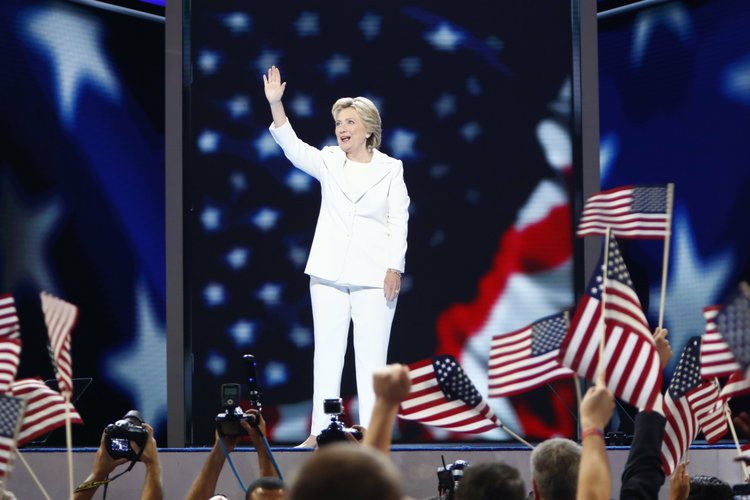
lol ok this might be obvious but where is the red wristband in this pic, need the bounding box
[581,427,605,441]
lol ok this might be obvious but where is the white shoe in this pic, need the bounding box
[295,434,318,449]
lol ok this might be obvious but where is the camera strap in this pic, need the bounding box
[74,459,139,495]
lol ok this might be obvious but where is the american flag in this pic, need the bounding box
[714,282,750,375]
[488,310,574,398]
[0,294,20,339]
[0,294,22,395]
[662,338,728,475]
[700,305,741,378]
[0,339,22,396]
[40,292,78,400]
[576,185,670,239]
[0,394,24,479]
[10,378,83,447]
[559,235,662,411]
[398,355,500,434]
[720,371,750,402]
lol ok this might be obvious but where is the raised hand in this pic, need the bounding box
[263,65,287,104]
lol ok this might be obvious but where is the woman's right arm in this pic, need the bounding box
[263,65,288,127]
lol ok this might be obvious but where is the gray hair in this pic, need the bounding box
[530,438,581,500]
[331,96,382,150]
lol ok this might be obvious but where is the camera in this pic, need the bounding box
[734,483,750,499]
[436,459,469,500]
[316,398,363,447]
[215,355,262,437]
[104,410,149,461]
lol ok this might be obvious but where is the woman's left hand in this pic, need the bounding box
[384,270,401,302]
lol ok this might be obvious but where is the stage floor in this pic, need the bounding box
[7,444,744,499]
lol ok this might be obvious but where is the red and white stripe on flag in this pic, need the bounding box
[576,185,670,239]
[720,371,750,402]
[0,294,20,340]
[488,311,574,398]
[700,306,741,379]
[399,357,500,434]
[40,291,78,400]
[10,378,83,447]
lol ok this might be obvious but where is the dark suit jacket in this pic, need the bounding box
[620,411,667,499]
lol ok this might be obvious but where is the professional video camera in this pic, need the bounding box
[436,458,469,500]
[104,410,150,461]
[215,354,262,437]
[316,398,363,447]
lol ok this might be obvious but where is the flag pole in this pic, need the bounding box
[64,395,74,500]
[574,377,583,441]
[496,421,535,449]
[597,227,613,381]
[657,183,675,329]
[725,405,750,481]
[16,451,52,500]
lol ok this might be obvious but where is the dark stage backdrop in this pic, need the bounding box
[185,2,577,445]
[598,0,750,384]
[0,1,165,445]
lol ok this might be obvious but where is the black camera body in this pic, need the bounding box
[316,398,363,447]
[437,459,469,500]
[215,355,262,437]
[215,383,259,436]
[104,410,149,461]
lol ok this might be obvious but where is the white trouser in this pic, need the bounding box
[309,276,397,435]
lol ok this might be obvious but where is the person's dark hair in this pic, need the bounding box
[454,462,525,500]
[530,438,581,500]
[687,475,732,500]
[289,443,400,500]
[246,476,286,499]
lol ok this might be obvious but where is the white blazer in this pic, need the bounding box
[270,119,409,288]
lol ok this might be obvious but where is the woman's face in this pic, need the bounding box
[335,107,370,159]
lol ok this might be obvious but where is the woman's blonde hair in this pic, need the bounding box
[331,96,382,150]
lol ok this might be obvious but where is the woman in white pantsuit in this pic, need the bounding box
[263,66,410,447]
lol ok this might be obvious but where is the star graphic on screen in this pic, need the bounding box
[358,12,382,41]
[25,6,121,128]
[424,22,463,52]
[649,210,734,372]
[631,3,692,69]
[255,132,281,160]
[323,54,351,80]
[222,12,251,34]
[294,11,319,37]
[433,93,457,118]
[103,277,167,428]
[721,55,750,106]
[387,129,418,159]
[0,175,62,293]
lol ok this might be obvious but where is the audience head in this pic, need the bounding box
[530,438,581,500]
[289,443,401,500]
[246,477,286,500]
[454,462,525,500]
[687,475,732,500]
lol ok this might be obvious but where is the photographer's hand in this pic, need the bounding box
[241,410,279,478]
[344,425,366,444]
[73,432,128,500]
[135,424,163,500]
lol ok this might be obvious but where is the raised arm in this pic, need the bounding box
[242,410,279,478]
[73,432,128,500]
[577,379,615,500]
[138,424,163,500]
[364,364,411,455]
[263,65,288,128]
[184,429,241,500]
